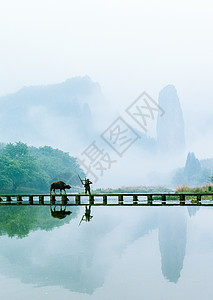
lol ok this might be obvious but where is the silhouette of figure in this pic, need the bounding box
[79,205,93,225]
[50,203,72,219]
[82,178,93,194]
[50,181,71,194]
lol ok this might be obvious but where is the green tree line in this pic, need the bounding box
[0,142,85,193]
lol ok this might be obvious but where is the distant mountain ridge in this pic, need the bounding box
[0,76,104,153]
[0,79,195,186]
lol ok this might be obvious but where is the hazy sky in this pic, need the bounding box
[0,0,213,159]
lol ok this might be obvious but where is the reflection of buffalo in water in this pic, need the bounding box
[50,204,72,219]
[50,181,71,194]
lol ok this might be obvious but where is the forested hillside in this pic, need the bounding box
[0,142,85,193]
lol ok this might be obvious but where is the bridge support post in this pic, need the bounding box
[89,195,94,205]
[17,195,22,204]
[118,195,123,205]
[76,195,80,205]
[39,195,44,205]
[29,195,33,204]
[197,194,201,205]
[50,195,56,205]
[103,195,107,205]
[6,196,12,202]
[148,195,153,205]
[62,195,68,205]
[161,194,166,205]
[180,194,185,205]
[133,195,138,205]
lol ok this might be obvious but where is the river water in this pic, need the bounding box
[0,205,212,300]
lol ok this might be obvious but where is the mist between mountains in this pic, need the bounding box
[78,91,165,183]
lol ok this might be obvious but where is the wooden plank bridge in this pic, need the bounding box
[0,193,213,206]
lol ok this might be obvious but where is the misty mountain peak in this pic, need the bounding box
[158,85,181,111]
[157,84,185,156]
[0,76,104,152]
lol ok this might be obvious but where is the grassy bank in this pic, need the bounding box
[175,183,213,194]
[93,186,173,194]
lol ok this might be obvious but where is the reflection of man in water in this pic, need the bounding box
[83,178,93,194]
[79,205,93,225]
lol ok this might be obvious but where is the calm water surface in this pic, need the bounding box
[0,205,213,300]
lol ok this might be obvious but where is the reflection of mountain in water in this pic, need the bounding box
[187,206,200,217]
[0,207,159,294]
[0,206,202,293]
[158,208,187,283]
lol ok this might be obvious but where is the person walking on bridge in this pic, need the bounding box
[83,178,93,194]
[78,175,93,194]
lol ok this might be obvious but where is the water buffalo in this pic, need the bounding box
[50,181,71,194]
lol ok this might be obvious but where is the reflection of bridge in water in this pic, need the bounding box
[0,193,213,206]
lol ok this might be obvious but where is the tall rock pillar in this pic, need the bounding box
[157,85,185,156]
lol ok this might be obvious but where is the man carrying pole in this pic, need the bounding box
[78,175,93,194]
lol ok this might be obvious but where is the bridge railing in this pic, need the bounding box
[0,193,213,206]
